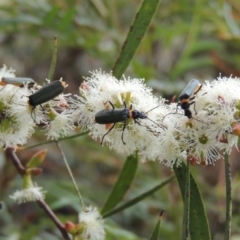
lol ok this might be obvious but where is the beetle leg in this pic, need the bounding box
[121,121,127,145]
[176,102,181,112]
[101,123,115,145]
[134,119,141,125]
[194,84,202,94]
[104,101,115,110]
[40,104,45,111]
[189,96,195,101]
[189,101,197,115]
[30,108,37,123]
[105,123,114,130]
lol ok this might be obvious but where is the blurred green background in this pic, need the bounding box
[1,0,240,239]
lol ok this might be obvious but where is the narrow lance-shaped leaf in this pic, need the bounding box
[174,163,211,240]
[149,210,164,240]
[48,36,58,81]
[112,0,162,78]
[182,160,190,240]
[103,176,174,218]
[101,152,138,215]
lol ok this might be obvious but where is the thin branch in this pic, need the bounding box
[6,148,25,175]
[6,148,70,240]
[20,131,89,150]
[224,153,232,240]
[37,199,70,240]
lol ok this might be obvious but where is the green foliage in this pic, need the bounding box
[149,211,163,240]
[101,153,138,215]
[112,0,162,78]
[103,176,174,218]
[174,163,211,240]
[1,0,240,239]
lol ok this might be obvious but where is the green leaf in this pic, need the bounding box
[174,163,211,240]
[48,36,58,81]
[112,0,162,78]
[149,211,164,240]
[182,160,190,240]
[101,152,138,215]
[103,176,174,218]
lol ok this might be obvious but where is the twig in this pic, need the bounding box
[6,148,70,240]
[21,131,89,150]
[37,199,70,240]
[224,153,232,240]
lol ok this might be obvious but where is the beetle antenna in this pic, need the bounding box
[145,116,167,130]
[162,112,179,122]
[162,111,207,125]
[144,104,162,114]
[135,119,161,136]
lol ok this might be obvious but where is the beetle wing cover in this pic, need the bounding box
[179,79,201,100]
[95,108,129,124]
[28,80,65,107]
[2,77,35,86]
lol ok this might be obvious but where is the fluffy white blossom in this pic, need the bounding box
[0,64,15,80]
[2,64,240,168]
[0,66,36,149]
[194,76,240,151]
[70,70,167,155]
[77,206,105,240]
[72,71,240,168]
[45,110,76,139]
[153,76,240,167]
[0,65,73,148]
[10,185,46,204]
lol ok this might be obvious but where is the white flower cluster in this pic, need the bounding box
[0,65,75,149]
[1,65,239,168]
[72,70,240,168]
[78,206,105,240]
[69,70,168,155]
[10,185,46,204]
